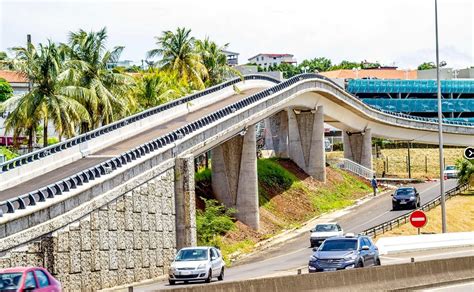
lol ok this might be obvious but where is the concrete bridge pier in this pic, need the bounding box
[264,110,289,158]
[175,154,197,249]
[288,106,326,182]
[211,124,259,230]
[343,128,373,169]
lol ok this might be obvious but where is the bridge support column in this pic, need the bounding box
[211,124,259,230]
[263,111,289,158]
[343,128,373,169]
[288,106,326,181]
[175,154,197,249]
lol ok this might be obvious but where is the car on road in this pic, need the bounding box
[444,165,458,179]
[308,234,380,272]
[309,223,344,247]
[168,246,225,285]
[392,187,420,210]
[0,266,62,291]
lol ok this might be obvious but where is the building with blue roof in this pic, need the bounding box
[347,79,474,123]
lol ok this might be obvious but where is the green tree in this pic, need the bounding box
[6,41,90,148]
[275,63,301,78]
[67,27,134,131]
[134,70,188,109]
[147,27,207,89]
[417,62,437,70]
[0,78,13,102]
[329,60,361,70]
[195,37,241,86]
[196,198,236,245]
[299,57,332,73]
[0,51,14,70]
[456,158,473,185]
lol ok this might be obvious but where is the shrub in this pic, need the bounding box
[0,78,13,102]
[196,198,236,245]
[456,158,474,186]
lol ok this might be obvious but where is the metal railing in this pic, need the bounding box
[362,182,469,238]
[339,158,375,179]
[0,74,280,173]
[1,73,473,216]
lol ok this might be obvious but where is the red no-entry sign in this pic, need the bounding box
[410,210,427,228]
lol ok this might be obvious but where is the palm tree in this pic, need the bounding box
[195,38,241,86]
[67,27,134,131]
[134,69,191,110]
[6,41,90,148]
[147,27,207,89]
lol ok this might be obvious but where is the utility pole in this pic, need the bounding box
[27,34,32,92]
[434,0,447,233]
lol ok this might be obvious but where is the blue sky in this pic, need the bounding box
[0,0,472,69]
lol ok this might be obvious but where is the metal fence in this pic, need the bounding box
[339,158,375,179]
[362,182,469,238]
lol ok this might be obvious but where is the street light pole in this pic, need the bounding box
[435,0,446,233]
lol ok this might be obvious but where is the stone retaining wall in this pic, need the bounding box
[0,169,176,291]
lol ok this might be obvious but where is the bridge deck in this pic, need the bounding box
[0,88,264,201]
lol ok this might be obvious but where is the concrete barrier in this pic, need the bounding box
[376,232,474,255]
[155,256,474,292]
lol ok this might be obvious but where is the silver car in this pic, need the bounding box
[168,246,225,285]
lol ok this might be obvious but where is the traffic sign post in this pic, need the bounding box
[410,210,427,235]
[464,147,474,160]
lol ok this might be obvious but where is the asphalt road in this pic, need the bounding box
[134,179,460,291]
[0,88,264,200]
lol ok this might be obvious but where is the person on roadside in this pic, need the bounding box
[371,175,378,196]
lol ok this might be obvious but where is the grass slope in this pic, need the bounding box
[195,158,372,263]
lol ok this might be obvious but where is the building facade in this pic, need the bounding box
[248,53,296,69]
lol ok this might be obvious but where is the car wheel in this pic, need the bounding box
[205,269,212,283]
[356,260,364,268]
[375,258,381,266]
[169,280,175,286]
[417,201,421,208]
[218,267,224,281]
[392,205,397,211]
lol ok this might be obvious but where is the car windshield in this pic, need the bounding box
[445,166,455,171]
[315,224,337,232]
[175,249,208,261]
[320,239,357,251]
[395,188,414,196]
[0,273,23,290]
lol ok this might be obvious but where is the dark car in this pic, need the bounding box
[392,187,420,210]
[308,234,380,273]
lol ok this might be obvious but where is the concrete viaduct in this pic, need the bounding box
[0,74,473,290]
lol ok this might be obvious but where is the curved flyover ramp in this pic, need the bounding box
[1,73,472,224]
[0,75,280,192]
[0,74,473,291]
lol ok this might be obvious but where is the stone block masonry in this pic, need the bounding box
[0,169,176,291]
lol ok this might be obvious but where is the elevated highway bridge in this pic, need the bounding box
[0,74,472,290]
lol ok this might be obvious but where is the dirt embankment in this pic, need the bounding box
[195,158,372,247]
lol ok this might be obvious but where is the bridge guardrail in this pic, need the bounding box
[0,74,281,174]
[362,182,469,238]
[1,73,473,216]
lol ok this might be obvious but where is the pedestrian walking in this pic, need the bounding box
[371,175,378,196]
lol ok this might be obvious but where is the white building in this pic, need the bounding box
[248,53,296,69]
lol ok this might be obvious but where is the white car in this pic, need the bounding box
[444,165,458,179]
[168,246,225,285]
[309,223,344,247]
